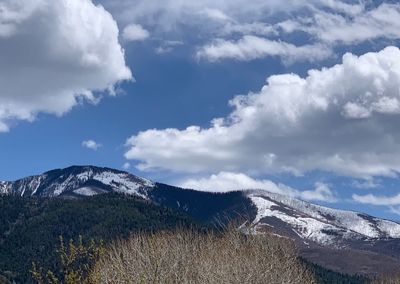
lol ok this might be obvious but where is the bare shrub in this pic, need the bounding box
[372,273,400,284]
[91,228,316,284]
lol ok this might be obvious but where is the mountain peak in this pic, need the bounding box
[1,165,154,198]
[42,165,128,176]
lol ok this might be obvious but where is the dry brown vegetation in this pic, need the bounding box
[90,228,316,284]
[373,274,400,284]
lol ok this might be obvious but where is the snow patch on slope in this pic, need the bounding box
[53,174,76,196]
[73,187,103,196]
[0,181,10,194]
[93,171,154,198]
[377,219,400,238]
[94,171,154,188]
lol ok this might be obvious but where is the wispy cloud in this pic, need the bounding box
[196,35,332,63]
[154,40,183,54]
[101,0,400,63]
[353,193,400,215]
[285,3,400,45]
[122,162,131,170]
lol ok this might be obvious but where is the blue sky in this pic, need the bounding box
[2,0,400,220]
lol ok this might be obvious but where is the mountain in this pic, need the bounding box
[0,165,255,223]
[2,165,400,276]
[0,166,154,198]
[248,191,400,275]
[249,190,400,244]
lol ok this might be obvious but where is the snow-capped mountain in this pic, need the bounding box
[248,190,400,247]
[0,166,154,198]
[241,190,400,275]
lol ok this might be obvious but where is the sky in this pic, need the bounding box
[2,0,400,220]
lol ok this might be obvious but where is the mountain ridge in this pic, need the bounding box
[2,165,400,241]
[2,165,400,276]
[249,190,400,241]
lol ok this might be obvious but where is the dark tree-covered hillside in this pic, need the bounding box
[0,194,195,283]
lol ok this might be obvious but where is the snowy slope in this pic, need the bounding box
[0,181,10,195]
[248,190,400,247]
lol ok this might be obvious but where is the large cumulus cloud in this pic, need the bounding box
[125,46,400,178]
[0,0,132,131]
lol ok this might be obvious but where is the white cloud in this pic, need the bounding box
[353,193,400,206]
[179,172,336,202]
[201,8,231,22]
[0,0,132,132]
[126,47,400,178]
[82,140,102,151]
[353,192,400,215]
[298,3,400,45]
[301,182,337,203]
[122,162,131,170]
[179,172,277,192]
[221,22,276,37]
[196,35,332,63]
[122,23,150,41]
[316,0,364,16]
[351,178,380,190]
[154,40,183,54]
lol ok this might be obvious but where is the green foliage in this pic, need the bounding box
[0,193,195,283]
[303,259,369,284]
[31,236,104,284]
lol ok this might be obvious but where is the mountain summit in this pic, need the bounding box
[0,166,154,198]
